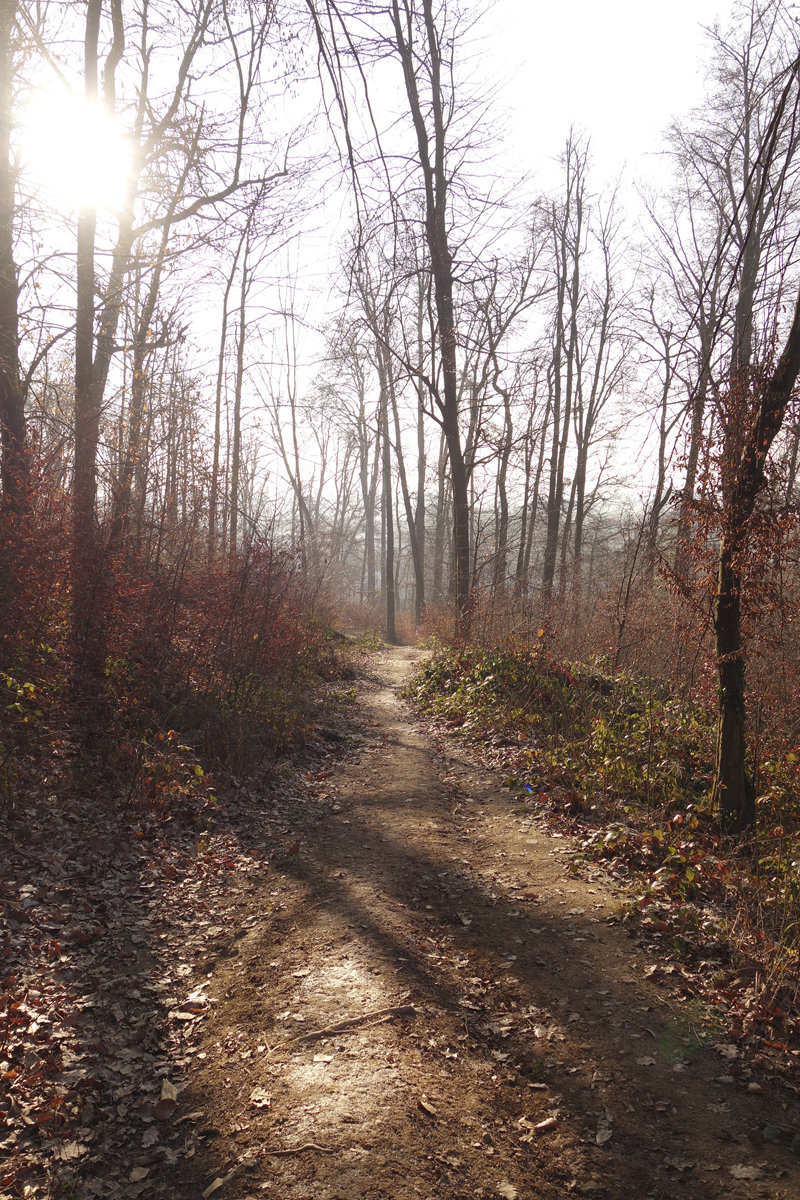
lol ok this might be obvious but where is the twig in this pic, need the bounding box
[263,1142,335,1156]
[292,1003,417,1043]
[266,1002,417,1056]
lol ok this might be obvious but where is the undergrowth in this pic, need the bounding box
[0,504,351,833]
[405,640,800,1050]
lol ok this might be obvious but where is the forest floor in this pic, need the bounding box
[3,647,800,1200]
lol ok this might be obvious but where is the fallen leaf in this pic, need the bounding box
[496,1185,517,1200]
[55,1142,84,1162]
[142,1127,159,1148]
[664,1157,694,1172]
[534,1117,559,1133]
[636,1056,656,1066]
[129,1167,149,1182]
[596,1128,613,1145]
[418,1096,438,1118]
[313,1054,333,1063]
[729,1165,764,1180]
[249,1086,272,1109]
[715,1042,738,1060]
[153,1098,177,1121]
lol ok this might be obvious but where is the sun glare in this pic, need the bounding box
[21,90,132,212]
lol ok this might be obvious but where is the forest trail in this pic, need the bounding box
[172,648,800,1200]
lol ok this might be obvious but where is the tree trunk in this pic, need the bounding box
[675,353,710,578]
[513,414,534,597]
[0,0,24,513]
[72,0,102,677]
[432,430,447,601]
[712,282,800,826]
[494,385,512,593]
[541,364,562,596]
[388,355,424,627]
[382,390,396,643]
[229,251,248,554]
[210,237,243,560]
[391,0,470,628]
[712,539,754,826]
[523,385,552,585]
[414,326,426,623]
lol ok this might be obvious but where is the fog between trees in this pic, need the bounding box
[2,0,800,831]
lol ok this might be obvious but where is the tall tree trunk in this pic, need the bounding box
[558,474,577,592]
[523,386,552,585]
[229,251,248,554]
[414,313,426,623]
[391,0,470,628]
[382,389,396,643]
[494,387,512,592]
[72,0,102,676]
[432,431,447,601]
[675,346,711,577]
[513,415,534,597]
[712,286,800,827]
[210,235,244,560]
[386,349,424,626]
[542,364,562,596]
[0,0,24,513]
[713,539,753,826]
[543,140,584,597]
[366,426,380,603]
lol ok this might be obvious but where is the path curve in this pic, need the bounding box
[172,648,800,1200]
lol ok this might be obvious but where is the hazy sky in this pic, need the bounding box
[493,0,725,187]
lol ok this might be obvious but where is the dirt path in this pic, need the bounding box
[171,648,800,1200]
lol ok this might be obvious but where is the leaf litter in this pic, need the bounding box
[0,728,333,1198]
[4,648,800,1200]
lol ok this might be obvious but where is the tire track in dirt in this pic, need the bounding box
[171,648,800,1200]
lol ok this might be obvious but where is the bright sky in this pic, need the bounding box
[18,0,727,242]
[16,0,733,499]
[493,0,725,187]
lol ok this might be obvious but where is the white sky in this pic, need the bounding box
[17,0,735,506]
[253,0,734,496]
[492,0,724,188]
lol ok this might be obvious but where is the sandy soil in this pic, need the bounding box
[165,648,800,1200]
